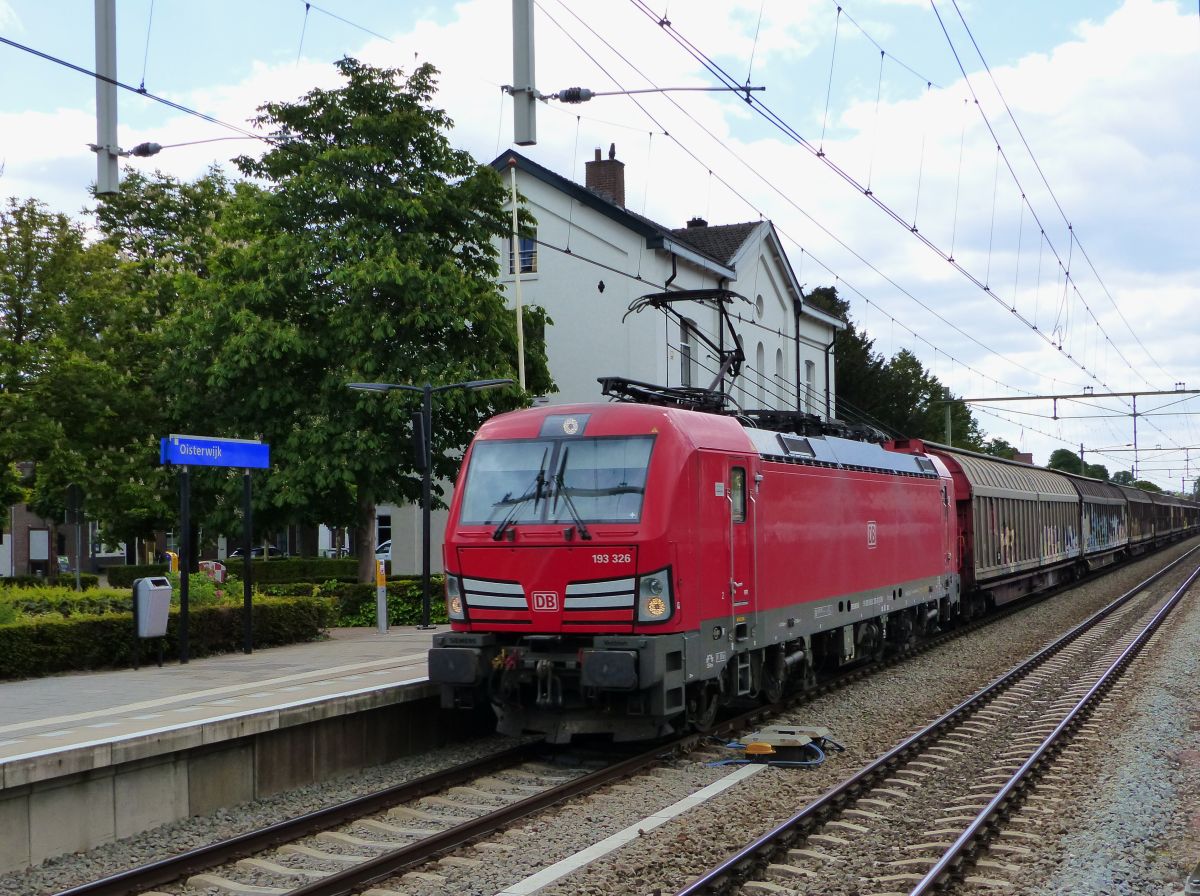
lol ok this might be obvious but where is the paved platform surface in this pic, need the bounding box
[0,626,443,771]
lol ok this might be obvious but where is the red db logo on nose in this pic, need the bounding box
[532,591,559,611]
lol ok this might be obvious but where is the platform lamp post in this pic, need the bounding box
[348,378,512,629]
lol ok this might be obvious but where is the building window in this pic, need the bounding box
[805,360,817,413]
[680,318,699,388]
[775,348,784,386]
[756,342,765,406]
[508,235,537,274]
[377,514,392,546]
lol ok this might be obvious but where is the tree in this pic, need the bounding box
[1112,470,1135,486]
[1048,448,1085,475]
[1132,480,1162,493]
[806,287,984,448]
[982,438,1019,460]
[170,58,552,580]
[0,198,107,540]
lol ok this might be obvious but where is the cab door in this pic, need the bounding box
[727,461,756,640]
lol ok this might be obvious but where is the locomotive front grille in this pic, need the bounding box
[565,577,635,609]
[564,577,635,624]
[462,577,527,612]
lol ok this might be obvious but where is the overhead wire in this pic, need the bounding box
[628,0,1127,397]
[629,0,1190,458]
[946,0,1174,388]
[927,1,1156,393]
[537,0,1068,403]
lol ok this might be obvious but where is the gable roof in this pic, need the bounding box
[668,221,760,267]
[490,149,844,330]
[492,150,735,279]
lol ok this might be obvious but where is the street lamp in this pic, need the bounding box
[348,378,512,629]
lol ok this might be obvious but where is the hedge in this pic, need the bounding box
[317,576,449,627]
[0,587,133,619]
[106,558,360,588]
[224,558,359,584]
[0,596,333,680]
[106,564,168,588]
[4,574,100,590]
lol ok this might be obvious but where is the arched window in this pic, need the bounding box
[756,342,765,405]
[680,318,698,387]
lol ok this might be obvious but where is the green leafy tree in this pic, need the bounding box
[806,287,983,447]
[169,58,552,580]
[1048,448,1086,475]
[85,164,240,549]
[1044,449,1108,481]
[0,198,106,540]
[1132,480,1162,493]
[982,438,1019,460]
[1112,470,1135,486]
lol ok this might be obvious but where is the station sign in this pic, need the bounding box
[160,434,270,469]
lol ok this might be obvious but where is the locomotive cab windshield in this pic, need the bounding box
[460,435,654,529]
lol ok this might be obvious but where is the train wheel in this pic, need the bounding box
[689,682,721,732]
[761,648,785,704]
[762,667,784,704]
[798,656,817,692]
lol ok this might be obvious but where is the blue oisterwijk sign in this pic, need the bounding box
[160,434,270,469]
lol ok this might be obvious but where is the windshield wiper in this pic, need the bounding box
[492,447,549,541]
[552,446,592,541]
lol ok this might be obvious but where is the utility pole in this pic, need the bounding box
[512,0,537,145]
[94,0,119,194]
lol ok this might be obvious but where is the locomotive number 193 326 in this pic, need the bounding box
[593,552,632,564]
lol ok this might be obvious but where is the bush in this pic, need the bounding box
[0,586,133,618]
[107,564,168,589]
[3,574,100,590]
[230,558,358,585]
[319,576,448,627]
[0,596,333,680]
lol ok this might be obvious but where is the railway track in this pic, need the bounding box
[53,547,1196,896]
[673,547,1200,896]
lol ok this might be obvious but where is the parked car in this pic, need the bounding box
[375,539,392,573]
[228,545,286,560]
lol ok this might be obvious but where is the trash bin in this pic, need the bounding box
[133,576,172,638]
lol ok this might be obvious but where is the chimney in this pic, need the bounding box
[585,143,625,207]
[686,217,708,229]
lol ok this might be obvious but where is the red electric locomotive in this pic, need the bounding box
[428,397,961,742]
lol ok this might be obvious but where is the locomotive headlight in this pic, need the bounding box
[445,574,466,620]
[637,567,673,623]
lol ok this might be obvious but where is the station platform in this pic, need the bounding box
[0,626,493,872]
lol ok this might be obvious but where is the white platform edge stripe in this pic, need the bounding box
[0,676,428,766]
[493,764,765,895]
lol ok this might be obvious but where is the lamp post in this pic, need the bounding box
[348,378,512,629]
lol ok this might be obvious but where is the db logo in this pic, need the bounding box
[532,591,559,611]
[867,521,878,549]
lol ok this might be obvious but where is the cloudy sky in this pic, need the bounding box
[1,0,1197,489]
